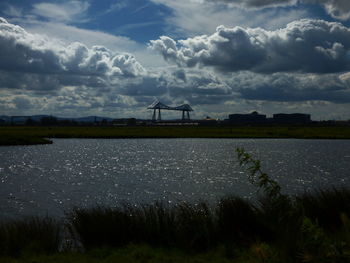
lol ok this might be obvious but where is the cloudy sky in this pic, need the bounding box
[1,0,350,120]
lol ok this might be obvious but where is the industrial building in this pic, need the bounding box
[273,113,311,124]
[228,111,267,124]
[227,111,312,125]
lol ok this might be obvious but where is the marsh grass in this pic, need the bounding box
[68,202,216,252]
[67,189,350,256]
[296,188,350,232]
[216,196,268,246]
[0,217,60,257]
[1,191,350,262]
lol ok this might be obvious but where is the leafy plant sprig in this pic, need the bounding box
[236,147,282,201]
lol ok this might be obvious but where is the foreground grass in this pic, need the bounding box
[1,125,350,146]
[1,188,350,262]
[0,244,264,263]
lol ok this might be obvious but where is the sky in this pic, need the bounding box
[0,0,350,120]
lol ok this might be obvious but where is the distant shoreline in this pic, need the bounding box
[1,125,350,146]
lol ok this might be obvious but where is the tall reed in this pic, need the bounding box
[0,217,60,257]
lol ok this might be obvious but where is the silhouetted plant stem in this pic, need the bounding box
[236,147,283,201]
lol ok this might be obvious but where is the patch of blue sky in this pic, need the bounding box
[84,0,172,43]
[0,0,172,43]
[0,0,32,18]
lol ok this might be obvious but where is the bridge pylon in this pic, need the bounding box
[148,100,193,121]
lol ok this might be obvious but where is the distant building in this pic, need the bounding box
[273,113,311,124]
[112,118,137,126]
[228,111,266,124]
[198,116,218,126]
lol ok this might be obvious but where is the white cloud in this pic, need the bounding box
[0,18,235,114]
[198,0,350,20]
[24,21,140,52]
[151,0,308,37]
[0,17,146,79]
[207,0,296,9]
[31,1,90,23]
[321,0,350,20]
[150,19,350,73]
[150,0,350,43]
[103,1,128,14]
[5,16,167,68]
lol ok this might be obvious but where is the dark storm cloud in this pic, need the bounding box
[12,96,34,110]
[150,19,350,74]
[165,69,233,105]
[118,76,168,96]
[0,70,61,91]
[116,68,233,106]
[228,72,350,103]
[172,69,187,82]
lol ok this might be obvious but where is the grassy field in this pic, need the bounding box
[1,125,350,146]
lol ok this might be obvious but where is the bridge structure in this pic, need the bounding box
[147,100,194,121]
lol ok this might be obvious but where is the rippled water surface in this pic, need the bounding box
[0,139,349,218]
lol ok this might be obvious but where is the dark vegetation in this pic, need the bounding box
[0,135,52,146]
[1,125,350,146]
[0,149,350,262]
[0,217,60,257]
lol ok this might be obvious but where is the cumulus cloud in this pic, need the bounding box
[150,19,350,74]
[0,16,235,116]
[0,17,234,106]
[0,17,146,81]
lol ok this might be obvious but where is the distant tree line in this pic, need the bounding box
[9,116,111,126]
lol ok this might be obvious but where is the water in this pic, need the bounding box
[0,138,349,219]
